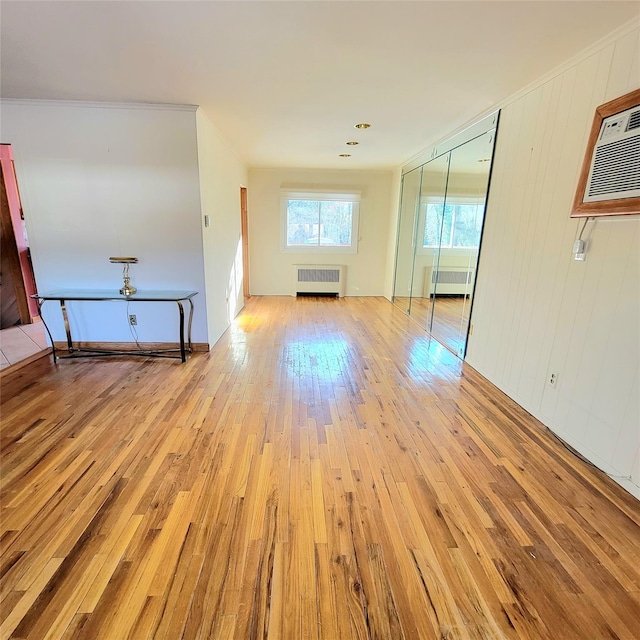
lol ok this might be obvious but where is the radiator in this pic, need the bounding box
[423,266,474,296]
[293,265,346,297]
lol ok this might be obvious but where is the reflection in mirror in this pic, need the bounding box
[430,131,495,357]
[392,114,498,360]
[408,153,450,331]
[392,168,421,314]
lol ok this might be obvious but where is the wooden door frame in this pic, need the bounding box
[240,186,250,298]
[0,145,39,323]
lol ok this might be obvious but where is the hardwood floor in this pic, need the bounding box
[1,296,639,639]
[393,296,471,357]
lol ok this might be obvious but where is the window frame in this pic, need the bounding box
[280,189,360,254]
[418,196,486,252]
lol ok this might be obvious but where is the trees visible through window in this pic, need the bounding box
[423,201,485,249]
[282,191,359,252]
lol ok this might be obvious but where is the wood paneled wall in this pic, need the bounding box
[467,26,640,492]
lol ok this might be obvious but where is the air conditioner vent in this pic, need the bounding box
[587,136,640,197]
[627,109,640,131]
[583,103,640,203]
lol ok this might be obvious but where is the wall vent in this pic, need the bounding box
[293,265,346,297]
[583,105,640,203]
[432,269,473,285]
[423,266,474,297]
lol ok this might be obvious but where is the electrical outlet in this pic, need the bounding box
[129,314,137,326]
[549,372,558,388]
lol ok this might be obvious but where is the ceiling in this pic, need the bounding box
[1,1,638,170]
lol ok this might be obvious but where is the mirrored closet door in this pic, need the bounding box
[392,115,498,358]
[392,167,422,316]
[407,152,450,332]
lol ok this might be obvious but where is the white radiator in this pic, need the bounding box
[293,265,346,297]
[424,265,474,296]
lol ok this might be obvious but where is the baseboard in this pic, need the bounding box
[53,341,210,352]
[464,358,640,502]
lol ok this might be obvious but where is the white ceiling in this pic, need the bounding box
[1,1,638,169]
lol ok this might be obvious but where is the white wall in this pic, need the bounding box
[248,168,393,296]
[196,109,249,346]
[384,168,402,300]
[466,27,640,496]
[1,101,208,345]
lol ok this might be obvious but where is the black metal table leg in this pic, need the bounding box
[37,298,58,363]
[177,301,186,362]
[60,299,74,353]
[187,298,194,353]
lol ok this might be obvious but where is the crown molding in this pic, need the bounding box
[0,98,198,112]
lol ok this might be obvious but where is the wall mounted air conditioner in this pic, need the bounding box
[583,105,640,202]
[572,88,640,217]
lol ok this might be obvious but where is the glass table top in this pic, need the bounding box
[34,289,198,302]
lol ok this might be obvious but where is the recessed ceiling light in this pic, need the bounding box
[339,153,351,158]
[354,123,371,129]
[346,141,359,145]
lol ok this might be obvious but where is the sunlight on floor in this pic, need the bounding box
[226,238,244,323]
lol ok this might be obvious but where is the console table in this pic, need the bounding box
[33,289,198,363]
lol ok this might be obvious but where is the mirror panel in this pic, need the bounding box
[430,131,495,357]
[392,167,421,314]
[408,153,450,331]
[392,113,498,359]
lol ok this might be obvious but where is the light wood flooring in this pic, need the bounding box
[393,296,471,357]
[1,296,639,639]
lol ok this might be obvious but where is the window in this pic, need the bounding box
[423,199,485,249]
[281,190,360,253]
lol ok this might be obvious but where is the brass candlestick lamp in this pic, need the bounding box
[109,256,138,296]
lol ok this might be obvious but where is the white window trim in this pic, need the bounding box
[280,189,360,254]
[417,196,485,253]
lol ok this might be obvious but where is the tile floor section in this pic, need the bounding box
[0,322,49,370]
